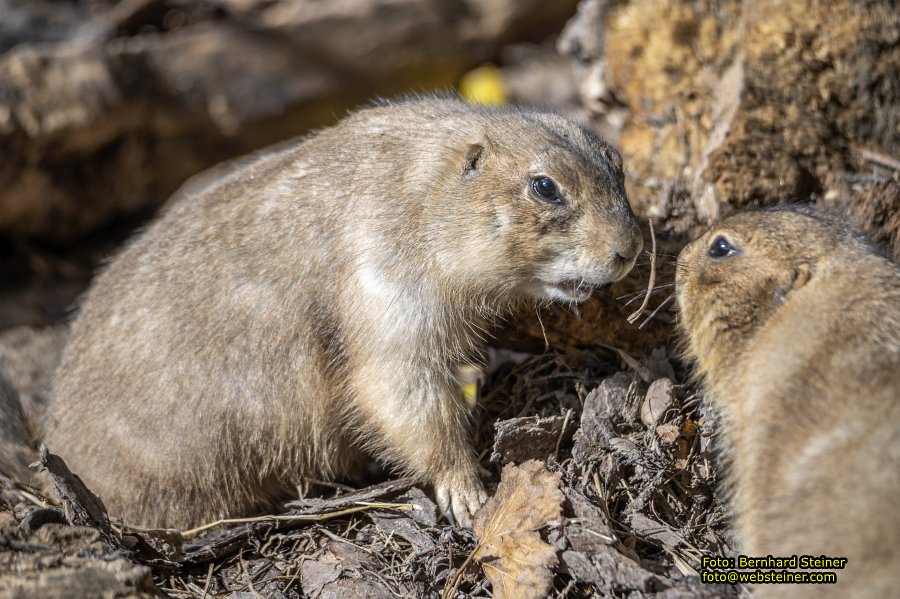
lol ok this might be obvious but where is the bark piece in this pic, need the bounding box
[35,446,113,539]
[561,0,900,252]
[300,539,395,599]
[572,372,637,465]
[490,415,577,465]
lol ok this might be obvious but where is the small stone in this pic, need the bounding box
[640,378,675,427]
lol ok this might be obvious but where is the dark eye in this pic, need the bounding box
[708,236,739,258]
[531,176,562,204]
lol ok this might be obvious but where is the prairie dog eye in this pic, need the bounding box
[708,236,739,258]
[531,176,563,204]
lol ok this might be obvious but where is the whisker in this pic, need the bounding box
[616,289,640,301]
[622,292,648,308]
[616,283,674,301]
[639,294,675,329]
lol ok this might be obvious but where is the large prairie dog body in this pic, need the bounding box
[46,97,643,528]
[676,206,900,597]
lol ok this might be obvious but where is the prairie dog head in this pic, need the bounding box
[675,206,866,377]
[432,111,643,304]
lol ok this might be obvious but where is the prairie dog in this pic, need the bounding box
[676,206,900,597]
[46,97,643,528]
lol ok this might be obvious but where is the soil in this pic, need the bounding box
[1,341,737,598]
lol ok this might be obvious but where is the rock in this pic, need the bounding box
[500,44,584,121]
[640,347,676,383]
[300,540,398,599]
[560,546,666,595]
[640,378,675,428]
[0,324,67,483]
[0,0,578,243]
[0,324,67,429]
[821,175,900,261]
[369,488,438,554]
[572,372,635,465]
[0,373,30,481]
[563,487,616,552]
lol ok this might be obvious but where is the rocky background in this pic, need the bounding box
[1,0,897,597]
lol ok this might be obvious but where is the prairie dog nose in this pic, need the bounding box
[610,222,643,281]
[617,222,644,263]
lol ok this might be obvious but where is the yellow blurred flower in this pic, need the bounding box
[459,65,508,106]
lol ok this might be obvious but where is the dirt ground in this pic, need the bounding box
[1,330,737,598]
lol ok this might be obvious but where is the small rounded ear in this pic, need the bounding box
[773,262,813,305]
[792,262,813,290]
[463,143,485,178]
[599,143,623,171]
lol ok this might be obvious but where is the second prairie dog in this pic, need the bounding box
[676,206,900,597]
[46,97,643,529]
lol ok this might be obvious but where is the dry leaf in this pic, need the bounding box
[472,460,562,599]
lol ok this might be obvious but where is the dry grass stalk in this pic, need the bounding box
[627,219,656,324]
[179,501,413,538]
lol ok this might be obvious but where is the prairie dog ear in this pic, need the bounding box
[599,143,623,171]
[461,134,492,178]
[792,262,813,290]
[463,143,484,177]
[774,262,813,305]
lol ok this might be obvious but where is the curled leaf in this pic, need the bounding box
[473,460,562,599]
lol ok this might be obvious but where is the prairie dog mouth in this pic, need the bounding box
[543,279,606,303]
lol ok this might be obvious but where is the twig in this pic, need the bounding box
[200,562,214,599]
[319,527,376,554]
[13,488,47,508]
[239,549,262,599]
[554,408,573,459]
[557,579,576,598]
[627,219,657,324]
[855,146,900,171]
[302,477,358,493]
[617,282,673,302]
[179,501,413,538]
[441,541,483,599]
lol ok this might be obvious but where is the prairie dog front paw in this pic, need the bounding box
[435,470,488,527]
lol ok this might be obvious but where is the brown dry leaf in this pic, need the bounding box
[472,460,563,599]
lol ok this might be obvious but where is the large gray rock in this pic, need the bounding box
[0,325,67,480]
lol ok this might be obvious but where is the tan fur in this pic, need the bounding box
[46,97,642,529]
[676,206,900,597]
